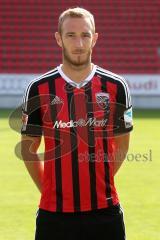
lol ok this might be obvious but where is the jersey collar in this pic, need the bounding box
[57,64,97,89]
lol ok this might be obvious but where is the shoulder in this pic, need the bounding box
[96,66,130,94]
[27,67,59,91]
[96,66,131,108]
[96,66,126,85]
[22,68,59,110]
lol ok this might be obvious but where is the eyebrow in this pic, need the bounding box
[65,32,92,35]
[66,32,75,34]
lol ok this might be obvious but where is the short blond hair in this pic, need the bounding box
[58,7,95,34]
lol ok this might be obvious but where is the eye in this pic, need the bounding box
[67,33,75,37]
[83,33,91,38]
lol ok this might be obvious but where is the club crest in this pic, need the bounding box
[96,92,110,110]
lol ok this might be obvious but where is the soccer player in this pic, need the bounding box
[21,7,133,240]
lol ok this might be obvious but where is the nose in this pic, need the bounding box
[75,37,83,48]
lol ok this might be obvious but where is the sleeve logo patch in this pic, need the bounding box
[124,107,133,128]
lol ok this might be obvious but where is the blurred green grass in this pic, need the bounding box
[0,108,159,240]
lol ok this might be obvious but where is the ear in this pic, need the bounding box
[91,33,98,48]
[55,32,62,48]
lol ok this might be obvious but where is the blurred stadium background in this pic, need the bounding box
[1,0,160,108]
[0,0,160,240]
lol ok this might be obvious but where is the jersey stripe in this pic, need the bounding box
[106,80,119,205]
[96,69,131,108]
[66,84,81,212]
[48,78,63,212]
[55,78,74,212]
[38,81,57,211]
[91,76,108,209]
[100,77,113,207]
[73,88,91,211]
[84,81,98,210]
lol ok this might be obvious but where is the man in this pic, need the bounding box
[21,7,133,240]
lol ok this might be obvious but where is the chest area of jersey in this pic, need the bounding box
[38,80,117,129]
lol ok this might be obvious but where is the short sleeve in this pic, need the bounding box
[113,77,133,135]
[21,82,42,136]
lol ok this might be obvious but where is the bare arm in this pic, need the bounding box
[21,135,44,193]
[113,133,130,176]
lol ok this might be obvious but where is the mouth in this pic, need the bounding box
[72,50,86,54]
[72,53,86,57]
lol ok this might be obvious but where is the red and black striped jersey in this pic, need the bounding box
[21,64,133,212]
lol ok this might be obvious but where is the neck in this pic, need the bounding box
[61,61,93,83]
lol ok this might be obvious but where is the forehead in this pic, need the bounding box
[61,17,93,34]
